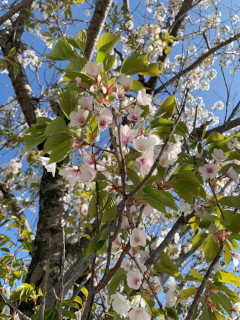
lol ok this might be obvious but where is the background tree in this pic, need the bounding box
[0,0,240,319]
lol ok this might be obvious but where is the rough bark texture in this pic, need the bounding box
[85,0,113,60]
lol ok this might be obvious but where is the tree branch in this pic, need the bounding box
[154,33,240,94]
[0,0,33,26]
[85,0,113,61]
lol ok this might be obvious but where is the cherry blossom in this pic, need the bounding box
[111,233,122,250]
[159,142,181,167]
[75,310,81,320]
[59,166,81,187]
[78,95,93,111]
[133,134,161,152]
[127,269,143,289]
[166,277,177,292]
[129,228,147,247]
[212,148,227,162]
[79,164,97,183]
[127,106,144,121]
[227,167,238,180]
[136,150,154,175]
[85,61,102,78]
[121,73,133,91]
[199,163,218,179]
[165,291,177,307]
[98,108,113,131]
[113,125,137,146]
[121,258,131,271]
[142,204,153,216]
[131,295,146,309]
[232,302,240,313]
[129,307,151,320]
[2,305,10,316]
[136,89,152,106]
[69,108,89,126]
[232,253,240,267]
[112,84,125,100]
[110,293,130,317]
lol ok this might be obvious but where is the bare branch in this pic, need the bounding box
[154,33,240,94]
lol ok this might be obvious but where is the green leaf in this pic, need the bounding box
[127,168,141,186]
[96,33,121,55]
[204,132,224,145]
[216,292,232,316]
[155,252,181,277]
[45,117,67,135]
[214,271,240,287]
[45,309,59,320]
[108,268,126,297]
[130,80,150,90]
[65,57,87,76]
[49,140,72,164]
[189,269,203,281]
[224,241,232,267]
[143,185,177,210]
[103,54,116,71]
[101,193,117,225]
[166,307,179,320]
[178,288,197,302]
[88,191,109,219]
[121,53,161,76]
[199,307,209,320]
[67,30,87,53]
[43,132,72,155]
[57,89,79,118]
[218,196,240,210]
[155,96,176,117]
[62,309,76,319]
[24,126,47,151]
[46,39,77,60]
[204,236,219,263]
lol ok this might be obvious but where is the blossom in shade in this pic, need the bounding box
[79,164,97,183]
[165,291,177,307]
[129,308,151,320]
[142,204,153,216]
[212,149,227,162]
[166,277,177,292]
[82,153,94,166]
[131,295,146,309]
[113,125,138,145]
[121,258,131,271]
[69,108,89,126]
[76,77,86,90]
[112,84,125,100]
[111,293,130,317]
[232,302,240,313]
[129,228,147,247]
[136,89,152,106]
[59,166,81,187]
[227,167,238,180]
[133,134,161,152]
[111,234,122,250]
[85,61,102,78]
[121,73,133,91]
[143,276,162,293]
[78,95,93,110]
[159,142,181,167]
[232,253,240,267]
[199,163,218,179]
[227,138,240,150]
[136,150,154,175]
[127,106,143,121]
[75,310,81,320]
[98,108,113,131]
[121,216,131,230]
[2,305,10,316]
[127,269,143,289]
